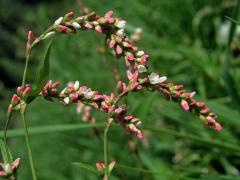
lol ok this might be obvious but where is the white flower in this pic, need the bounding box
[2,163,11,173]
[60,87,67,96]
[115,20,126,29]
[54,17,63,25]
[84,88,94,99]
[63,97,70,105]
[136,51,144,56]
[74,81,80,90]
[72,22,81,29]
[116,29,124,36]
[137,65,147,73]
[148,73,167,84]
[43,31,55,40]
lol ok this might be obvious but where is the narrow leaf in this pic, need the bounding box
[26,41,52,103]
[72,162,100,176]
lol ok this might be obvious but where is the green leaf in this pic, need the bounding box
[72,162,100,176]
[26,41,53,103]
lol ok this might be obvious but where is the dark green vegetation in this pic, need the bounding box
[1,0,240,179]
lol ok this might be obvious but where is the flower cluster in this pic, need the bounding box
[141,77,222,131]
[7,85,31,115]
[96,160,116,177]
[39,80,143,138]
[0,158,20,178]
[8,10,222,140]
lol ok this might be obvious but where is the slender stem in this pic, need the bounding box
[22,53,30,87]
[3,114,11,163]
[21,112,37,180]
[103,119,111,180]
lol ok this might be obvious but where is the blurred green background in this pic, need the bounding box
[1,0,240,179]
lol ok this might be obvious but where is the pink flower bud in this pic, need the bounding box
[11,158,20,171]
[66,11,74,20]
[95,25,103,33]
[28,31,34,42]
[7,104,13,114]
[96,162,105,170]
[23,86,31,96]
[0,171,7,177]
[105,10,113,18]
[197,102,205,108]
[115,107,123,114]
[108,160,116,173]
[85,22,93,29]
[128,124,137,132]
[70,93,78,101]
[180,99,189,111]
[127,53,135,61]
[215,123,222,131]
[201,108,210,114]
[116,45,123,55]
[17,86,24,95]
[52,81,60,88]
[137,130,143,139]
[11,94,20,106]
[59,25,68,33]
[109,40,116,48]
[207,117,216,125]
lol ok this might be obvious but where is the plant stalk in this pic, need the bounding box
[103,120,111,180]
[21,112,37,180]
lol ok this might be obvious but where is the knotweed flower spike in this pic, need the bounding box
[4,10,222,179]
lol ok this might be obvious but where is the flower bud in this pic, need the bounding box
[72,22,81,29]
[180,99,189,111]
[11,94,20,106]
[115,20,126,29]
[43,31,55,40]
[54,17,63,25]
[63,97,70,105]
[148,73,167,84]
[108,160,116,173]
[136,50,144,56]
[215,123,222,131]
[74,81,80,91]
[105,10,113,18]
[137,65,147,73]
[23,86,31,96]
[65,11,74,20]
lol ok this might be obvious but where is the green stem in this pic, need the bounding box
[21,112,37,180]
[22,53,30,87]
[3,115,11,163]
[103,121,111,180]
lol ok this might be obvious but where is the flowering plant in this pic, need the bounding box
[1,10,221,180]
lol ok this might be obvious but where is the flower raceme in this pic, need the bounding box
[4,10,222,179]
[8,10,222,138]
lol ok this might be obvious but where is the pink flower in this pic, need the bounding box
[0,158,20,177]
[108,160,116,173]
[96,162,105,171]
[180,99,189,111]
[11,94,20,106]
[215,123,222,132]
